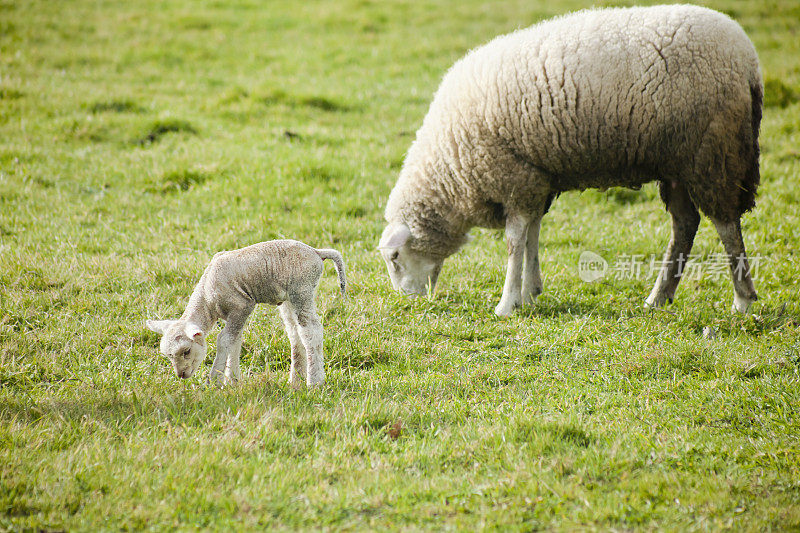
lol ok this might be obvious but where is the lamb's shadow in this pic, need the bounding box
[0,379,282,428]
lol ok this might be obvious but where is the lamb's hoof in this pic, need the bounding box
[222,370,242,387]
[207,370,226,388]
[306,372,326,388]
[288,377,304,390]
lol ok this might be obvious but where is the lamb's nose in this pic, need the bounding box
[179,370,189,379]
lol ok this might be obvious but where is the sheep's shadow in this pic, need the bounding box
[520,294,647,321]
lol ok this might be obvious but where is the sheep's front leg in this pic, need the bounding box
[294,296,325,387]
[521,216,543,306]
[495,213,529,317]
[278,302,306,389]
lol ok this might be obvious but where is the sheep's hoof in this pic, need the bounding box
[644,293,673,309]
[494,300,519,317]
[522,288,542,306]
[732,294,756,314]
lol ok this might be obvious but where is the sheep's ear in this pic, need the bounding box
[379,223,411,250]
[146,319,174,335]
[185,323,205,344]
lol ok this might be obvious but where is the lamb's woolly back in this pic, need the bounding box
[385,3,762,257]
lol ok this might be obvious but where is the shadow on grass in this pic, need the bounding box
[89,99,144,114]
[512,419,594,452]
[147,168,212,194]
[521,295,637,321]
[134,119,197,145]
[260,89,356,113]
[0,379,280,430]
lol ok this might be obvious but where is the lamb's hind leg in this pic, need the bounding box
[278,302,306,389]
[646,181,700,308]
[495,213,529,317]
[293,293,325,387]
[711,219,758,313]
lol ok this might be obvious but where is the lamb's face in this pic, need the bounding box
[146,319,207,379]
[379,223,443,296]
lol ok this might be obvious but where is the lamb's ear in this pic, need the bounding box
[185,323,205,344]
[146,319,174,335]
[379,223,411,250]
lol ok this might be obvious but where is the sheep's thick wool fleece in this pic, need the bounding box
[386,4,761,255]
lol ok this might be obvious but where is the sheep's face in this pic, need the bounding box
[379,223,443,297]
[145,319,207,379]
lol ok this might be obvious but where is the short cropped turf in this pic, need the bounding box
[1,0,799,530]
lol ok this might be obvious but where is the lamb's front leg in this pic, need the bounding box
[521,216,543,306]
[495,213,529,317]
[278,302,306,389]
[209,346,228,386]
[213,306,253,386]
[213,326,242,386]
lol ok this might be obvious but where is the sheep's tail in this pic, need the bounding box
[745,77,762,213]
[315,248,347,297]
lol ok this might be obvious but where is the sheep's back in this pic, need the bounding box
[413,4,760,196]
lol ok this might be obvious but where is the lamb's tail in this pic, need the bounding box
[315,248,347,297]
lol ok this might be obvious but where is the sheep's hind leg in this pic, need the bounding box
[646,181,700,309]
[521,215,543,306]
[278,302,306,389]
[495,213,529,317]
[711,219,758,313]
[294,295,325,387]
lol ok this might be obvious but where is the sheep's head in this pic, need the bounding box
[379,222,443,297]
[145,319,207,379]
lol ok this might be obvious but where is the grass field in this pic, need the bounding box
[2,0,800,530]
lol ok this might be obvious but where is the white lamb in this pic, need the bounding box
[146,240,346,387]
[379,5,762,316]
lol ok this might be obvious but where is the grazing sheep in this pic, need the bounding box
[379,4,762,316]
[146,240,346,387]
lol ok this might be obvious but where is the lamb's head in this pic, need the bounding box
[379,222,443,296]
[145,319,206,379]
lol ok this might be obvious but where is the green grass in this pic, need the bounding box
[2,0,800,530]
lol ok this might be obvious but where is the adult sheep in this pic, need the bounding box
[379,4,762,316]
